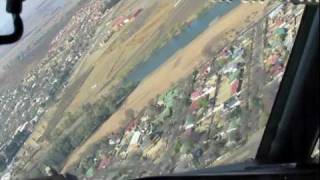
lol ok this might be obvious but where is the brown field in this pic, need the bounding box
[65,0,209,113]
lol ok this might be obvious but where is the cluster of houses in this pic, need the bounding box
[70,3,305,179]
[73,16,254,180]
[0,2,305,178]
[111,8,143,32]
[1,0,147,177]
[263,4,304,79]
[96,7,144,48]
[0,121,33,173]
[48,0,105,58]
[0,77,48,147]
[0,0,114,168]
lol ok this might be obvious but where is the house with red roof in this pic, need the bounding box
[270,64,284,77]
[230,80,240,95]
[97,156,112,170]
[112,16,126,31]
[125,118,138,133]
[190,90,202,101]
[266,54,280,66]
[190,100,200,112]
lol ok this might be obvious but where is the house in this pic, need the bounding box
[231,47,244,59]
[125,118,138,132]
[265,53,280,66]
[205,75,217,86]
[184,114,195,130]
[270,63,284,77]
[190,90,202,101]
[108,134,121,145]
[275,18,285,27]
[144,139,165,160]
[123,18,130,24]
[268,4,284,19]
[228,69,240,82]
[221,64,237,75]
[133,9,143,17]
[141,115,150,122]
[129,131,141,148]
[112,16,126,31]
[97,156,111,170]
[190,100,200,112]
[274,27,287,39]
[148,130,162,143]
[230,80,240,95]
[221,47,232,57]
[223,96,241,112]
[85,167,95,178]
[128,8,143,21]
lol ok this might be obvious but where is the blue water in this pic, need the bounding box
[126,0,241,82]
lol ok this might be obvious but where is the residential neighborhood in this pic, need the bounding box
[0,1,306,179]
[0,0,122,172]
[61,4,304,179]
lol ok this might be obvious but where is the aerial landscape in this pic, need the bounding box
[0,0,304,179]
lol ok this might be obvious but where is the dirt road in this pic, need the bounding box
[62,2,269,172]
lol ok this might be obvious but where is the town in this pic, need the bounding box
[60,3,303,179]
[0,0,133,172]
[0,1,305,179]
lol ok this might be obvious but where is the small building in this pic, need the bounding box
[266,54,280,66]
[128,8,143,21]
[190,90,202,101]
[108,134,121,145]
[184,114,195,130]
[231,47,244,59]
[125,118,138,133]
[97,156,111,170]
[270,64,284,77]
[274,27,287,40]
[228,69,240,82]
[223,96,241,112]
[190,100,200,112]
[129,131,141,148]
[133,9,143,17]
[85,167,95,178]
[230,80,240,95]
[268,4,284,19]
[112,16,126,31]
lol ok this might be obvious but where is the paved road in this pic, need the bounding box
[253,20,265,66]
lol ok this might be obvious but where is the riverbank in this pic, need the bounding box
[125,0,240,83]
[64,0,209,112]
[62,2,270,172]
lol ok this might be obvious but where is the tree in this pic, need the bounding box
[125,109,135,120]
[0,154,6,172]
[251,66,267,94]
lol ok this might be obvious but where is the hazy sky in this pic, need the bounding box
[0,0,54,34]
[0,0,13,34]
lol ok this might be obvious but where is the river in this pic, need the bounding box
[125,0,241,83]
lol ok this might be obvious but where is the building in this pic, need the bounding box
[112,16,126,31]
[128,131,141,150]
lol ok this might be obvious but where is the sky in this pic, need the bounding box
[0,0,55,34]
[0,0,13,34]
